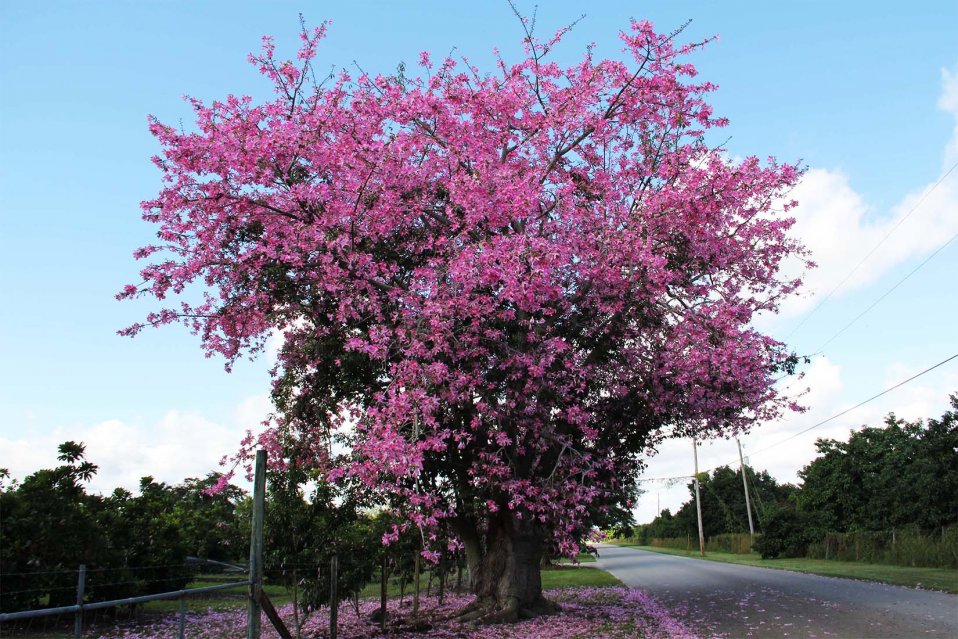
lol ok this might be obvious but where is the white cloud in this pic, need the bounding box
[235,394,273,431]
[0,395,271,495]
[265,327,284,367]
[768,64,958,323]
[264,317,313,368]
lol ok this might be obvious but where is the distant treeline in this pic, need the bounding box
[613,393,958,566]
[0,444,463,624]
[0,442,248,612]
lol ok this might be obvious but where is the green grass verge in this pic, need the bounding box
[557,552,597,564]
[149,564,622,613]
[141,576,290,613]
[612,543,958,594]
[541,565,621,589]
[356,562,619,600]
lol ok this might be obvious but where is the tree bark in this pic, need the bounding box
[453,514,484,592]
[453,510,559,624]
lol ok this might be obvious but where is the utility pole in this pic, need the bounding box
[692,439,705,556]
[737,439,755,538]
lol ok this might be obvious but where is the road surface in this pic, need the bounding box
[595,544,958,638]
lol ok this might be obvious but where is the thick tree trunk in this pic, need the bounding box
[454,510,559,624]
[454,515,484,592]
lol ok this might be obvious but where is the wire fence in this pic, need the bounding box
[0,552,469,639]
[0,561,249,638]
[1,453,472,638]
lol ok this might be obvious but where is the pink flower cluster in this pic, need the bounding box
[122,19,808,557]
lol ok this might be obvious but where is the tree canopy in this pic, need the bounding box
[121,18,807,620]
[0,443,248,612]
[627,396,958,560]
[798,395,958,533]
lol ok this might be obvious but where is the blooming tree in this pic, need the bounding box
[122,17,808,622]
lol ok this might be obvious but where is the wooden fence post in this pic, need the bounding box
[74,564,86,639]
[380,556,388,631]
[178,595,187,639]
[329,553,339,639]
[247,449,266,639]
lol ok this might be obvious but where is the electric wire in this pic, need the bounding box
[742,350,958,458]
[637,350,958,484]
[811,227,958,354]
[785,158,958,341]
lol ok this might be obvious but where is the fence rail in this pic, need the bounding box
[4,452,296,639]
[0,580,250,623]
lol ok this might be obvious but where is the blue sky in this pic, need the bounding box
[2,1,956,522]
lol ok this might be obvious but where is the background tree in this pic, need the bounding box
[0,442,109,610]
[0,444,248,612]
[798,395,958,532]
[752,501,818,559]
[756,395,958,559]
[171,474,249,561]
[99,477,194,598]
[672,465,794,536]
[121,16,808,621]
[631,466,794,544]
[262,463,382,637]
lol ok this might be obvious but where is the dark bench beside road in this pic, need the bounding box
[595,544,958,638]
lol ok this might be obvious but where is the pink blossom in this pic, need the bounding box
[122,17,808,581]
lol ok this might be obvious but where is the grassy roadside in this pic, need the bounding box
[142,578,288,612]
[146,563,622,613]
[609,543,958,594]
[541,564,621,588]
[356,562,619,599]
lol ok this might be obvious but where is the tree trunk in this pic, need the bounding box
[454,510,559,624]
[412,550,421,618]
[438,563,446,605]
[455,516,484,592]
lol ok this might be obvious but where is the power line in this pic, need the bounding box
[638,350,958,484]
[811,227,958,354]
[637,475,692,483]
[741,350,958,459]
[785,158,958,341]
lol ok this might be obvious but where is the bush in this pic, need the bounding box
[752,506,819,559]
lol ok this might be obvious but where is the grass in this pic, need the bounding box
[557,552,597,564]
[611,543,958,594]
[140,575,289,613]
[356,562,619,600]
[149,564,621,612]
[540,565,621,589]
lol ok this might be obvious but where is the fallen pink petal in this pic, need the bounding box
[93,587,705,639]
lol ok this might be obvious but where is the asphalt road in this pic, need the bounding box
[595,544,958,638]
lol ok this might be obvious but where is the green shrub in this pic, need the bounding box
[752,506,819,559]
